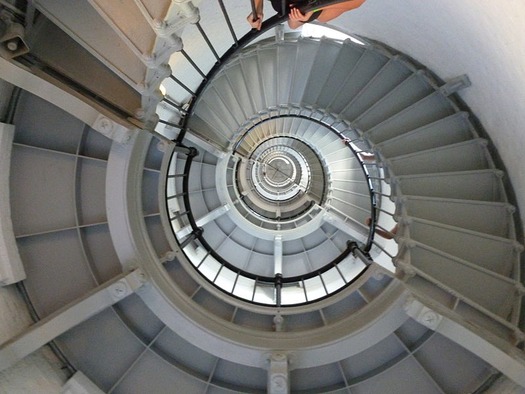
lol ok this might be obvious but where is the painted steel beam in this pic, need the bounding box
[274,235,283,276]
[0,57,135,144]
[405,296,525,388]
[323,209,367,243]
[0,124,25,285]
[0,269,146,371]
[268,353,289,394]
[176,204,231,239]
[184,130,227,158]
[62,371,105,394]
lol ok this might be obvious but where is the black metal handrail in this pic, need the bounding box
[174,15,284,144]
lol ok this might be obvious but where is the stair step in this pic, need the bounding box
[289,38,322,104]
[399,241,517,318]
[317,135,348,152]
[210,73,250,125]
[364,92,455,143]
[331,169,369,183]
[406,217,518,277]
[277,41,299,104]
[187,114,229,150]
[308,125,339,147]
[35,0,148,88]
[331,189,371,211]
[258,46,279,108]
[315,40,366,109]
[332,178,369,195]
[302,39,345,106]
[193,98,233,140]
[223,62,258,117]
[338,57,413,121]
[376,112,473,157]
[200,87,242,135]
[402,196,515,238]
[326,49,387,113]
[328,197,370,225]
[290,118,322,140]
[239,52,268,112]
[395,170,505,201]
[351,73,435,129]
[388,139,489,175]
[322,146,358,162]
[325,156,362,171]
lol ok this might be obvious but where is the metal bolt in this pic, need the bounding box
[6,39,18,52]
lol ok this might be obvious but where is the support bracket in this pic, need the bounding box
[440,74,471,96]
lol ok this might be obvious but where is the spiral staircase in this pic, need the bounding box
[0,1,524,393]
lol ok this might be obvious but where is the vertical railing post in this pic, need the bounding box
[275,274,283,308]
[349,241,374,266]
[217,0,238,45]
[180,228,202,248]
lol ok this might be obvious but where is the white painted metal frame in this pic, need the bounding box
[0,123,25,284]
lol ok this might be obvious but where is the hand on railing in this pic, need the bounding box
[246,0,367,31]
[247,11,264,30]
[248,0,264,30]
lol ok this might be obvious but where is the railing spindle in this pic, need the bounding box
[196,22,220,62]
[163,97,186,113]
[158,119,182,129]
[217,0,238,45]
[169,74,196,97]
[181,49,207,79]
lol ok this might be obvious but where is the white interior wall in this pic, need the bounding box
[333,0,525,230]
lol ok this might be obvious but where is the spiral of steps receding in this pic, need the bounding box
[2,11,523,393]
[165,34,522,329]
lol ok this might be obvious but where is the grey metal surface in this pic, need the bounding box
[3,2,523,389]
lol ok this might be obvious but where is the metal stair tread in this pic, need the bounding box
[326,48,387,113]
[375,112,473,157]
[387,138,487,162]
[398,238,518,287]
[398,239,518,318]
[394,168,503,180]
[351,73,435,125]
[405,216,518,245]
[401,195,514,237]
[336,57,412,119]
[403,217,520,277]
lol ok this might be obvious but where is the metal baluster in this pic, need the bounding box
[195,22,220,62]
[275,274,283,307]
[169,75,196,97]
[163,97,186,113]
[349,241,374,266]
[158,119,182,129]
[180,228,203,249]
[217,0,238,45]
[181,49,207,79]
